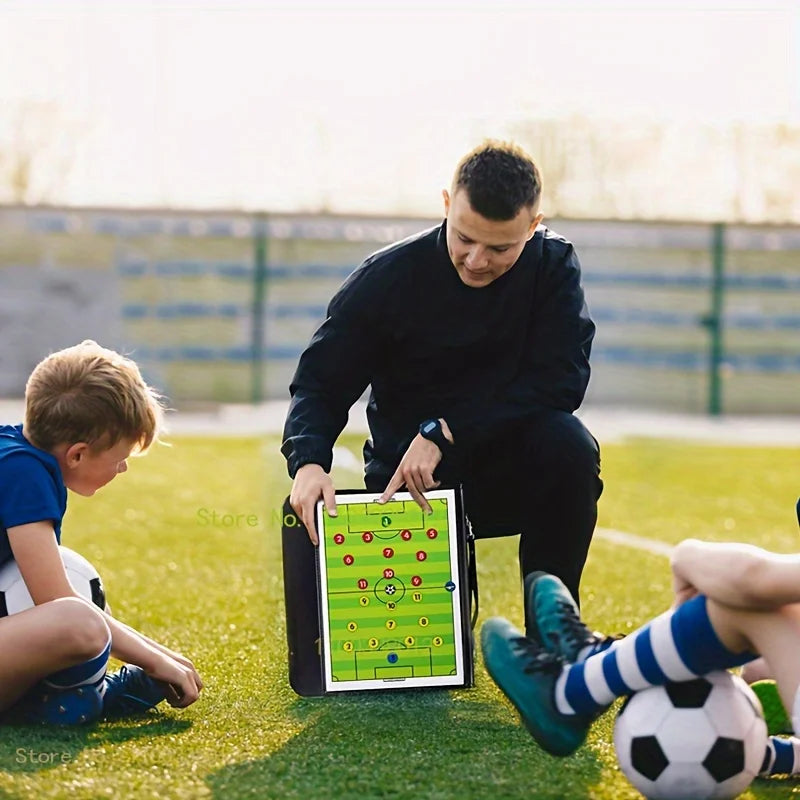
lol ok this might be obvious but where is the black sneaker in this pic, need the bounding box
[481,616,595,756]
[103,665,167,718]
[525,571,618,662]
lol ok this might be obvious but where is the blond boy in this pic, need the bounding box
[0,341,202,724]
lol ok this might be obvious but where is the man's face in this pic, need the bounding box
[443,188,543,288]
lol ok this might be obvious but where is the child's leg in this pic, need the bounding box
[557,595,756,716]
[559,595,800,776]
[707,599,800,731]
[482,583,757,756]
[0,597,110,712]
[762,736,800,776]
[742,656,772,683]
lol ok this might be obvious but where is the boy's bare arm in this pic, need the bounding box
[100,614,202,707]
[106,615,201,676]
[671,538,800,609]
[7,522,77,603]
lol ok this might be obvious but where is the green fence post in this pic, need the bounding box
[707,222,726,416]
[251,213,268,404]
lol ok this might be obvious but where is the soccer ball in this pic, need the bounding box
[614,671,767,800]
[0,545,106,616]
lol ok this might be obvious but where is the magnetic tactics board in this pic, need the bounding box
[315,489,472,692]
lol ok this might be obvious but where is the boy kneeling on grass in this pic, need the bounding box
[482,532,800,778]
[0,340,203,725]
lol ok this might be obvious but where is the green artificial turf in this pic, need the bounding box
[0,434,798,799]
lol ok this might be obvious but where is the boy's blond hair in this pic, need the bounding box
[24,340,164,454]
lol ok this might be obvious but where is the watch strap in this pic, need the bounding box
[419,419,451,451]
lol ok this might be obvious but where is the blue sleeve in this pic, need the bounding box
[0,453,62,530]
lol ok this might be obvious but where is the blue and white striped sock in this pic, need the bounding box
[576,637,617,662]
[554,595,756,716]
[18,636,112,724]
[43,636,111,693]
[761,736,800,775]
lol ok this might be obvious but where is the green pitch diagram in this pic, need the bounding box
[318,495,462,686]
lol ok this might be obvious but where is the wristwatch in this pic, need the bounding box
[418,418,452,452]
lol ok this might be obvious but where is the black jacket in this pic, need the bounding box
[281,221,594,483]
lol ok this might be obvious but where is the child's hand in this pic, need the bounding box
[147,655,204,708]
[671,571,698,609]
[172,653,202,687]
[153,647,202,686]
[670,541,701,609]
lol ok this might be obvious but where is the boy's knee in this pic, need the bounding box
[52,597,110,658]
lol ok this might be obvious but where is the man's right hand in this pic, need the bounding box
[289,463,337,545]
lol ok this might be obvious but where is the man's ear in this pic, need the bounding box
[442,189,450,216]
[527,212,544,240]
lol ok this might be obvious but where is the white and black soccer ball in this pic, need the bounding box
[0,545,106,617]
[614,670,767,800]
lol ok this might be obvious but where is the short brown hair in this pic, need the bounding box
[453,140,542,221]
[24,340,164,454]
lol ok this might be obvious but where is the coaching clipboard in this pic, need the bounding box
[315,488,474,693]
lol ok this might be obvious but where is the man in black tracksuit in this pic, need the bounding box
[282,141,602,615]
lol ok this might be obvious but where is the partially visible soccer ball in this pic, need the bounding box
[614,671,767,800]
[0,545,106,616]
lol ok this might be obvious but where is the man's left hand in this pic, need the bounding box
[377,420,454,512]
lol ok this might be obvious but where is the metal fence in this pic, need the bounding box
[1,205,798,414]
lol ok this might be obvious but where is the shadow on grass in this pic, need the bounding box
[205,690,604,800]
[0,715,192,774]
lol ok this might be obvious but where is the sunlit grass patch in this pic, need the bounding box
[0,435,795,799]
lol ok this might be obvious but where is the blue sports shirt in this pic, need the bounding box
[0,424,66,565]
